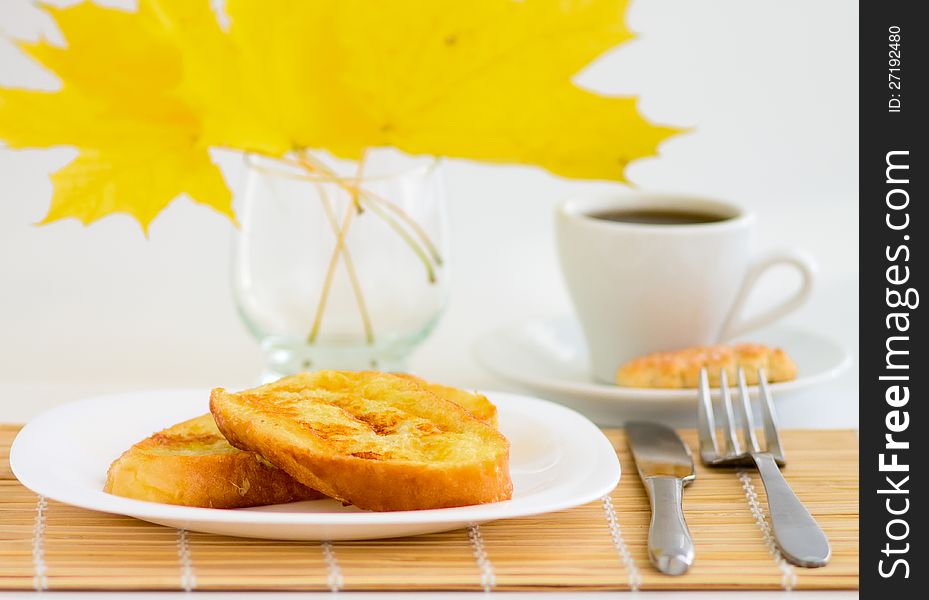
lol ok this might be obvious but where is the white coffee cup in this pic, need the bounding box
[556,194,816,383]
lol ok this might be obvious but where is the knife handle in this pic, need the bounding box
[644,476,695,576]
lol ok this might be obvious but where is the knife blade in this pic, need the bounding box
[626,421,696,576]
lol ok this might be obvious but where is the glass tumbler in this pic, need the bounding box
[233,155,448,380]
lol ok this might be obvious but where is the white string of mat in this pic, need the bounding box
[738,471,797,590]
[601,495,642,591]
[175,528,197,592]
[31,495,48,592]
[467,523,496,592]
[321,539,344,592]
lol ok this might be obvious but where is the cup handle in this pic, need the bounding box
[718,249,816,340]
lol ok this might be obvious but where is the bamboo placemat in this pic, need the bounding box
[0,424,857,591]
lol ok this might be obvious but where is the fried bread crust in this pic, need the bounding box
[104,414,324,508]
[210,371,512,511]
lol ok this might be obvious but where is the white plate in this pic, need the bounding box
[10,389,619,541]
[475,317,851,415]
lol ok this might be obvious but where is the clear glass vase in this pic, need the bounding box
[233,154,448,380]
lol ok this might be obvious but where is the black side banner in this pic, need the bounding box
[861,2,926,594]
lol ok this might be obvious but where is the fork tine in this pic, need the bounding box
[697,368,720,462]
[757,369,786,464]
[737,368,761,452]
[718,369,742,456]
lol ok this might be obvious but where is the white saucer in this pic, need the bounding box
[474,317,851,419]
[10,389,619,541]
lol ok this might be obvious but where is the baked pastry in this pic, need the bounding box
[615,343,798,389]
[104,414,324,508]
[210,370,512,511]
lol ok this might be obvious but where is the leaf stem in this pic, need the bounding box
[346,154,374,341]
[308,176,374,344]
[301,150,374,344]
[265,150,440,344]
[293,154,443,270]
[357,187,443,266]
[306,186,357,344]
[364,195,436,282]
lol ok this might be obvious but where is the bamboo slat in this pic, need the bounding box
[0,424,858,591]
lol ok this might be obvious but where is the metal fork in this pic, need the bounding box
[697,367,831,567]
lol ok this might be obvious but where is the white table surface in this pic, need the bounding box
[0,0,858,597]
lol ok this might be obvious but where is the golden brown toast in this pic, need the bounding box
[105,377,500,509]
[104,414,324,508]
[615,343,798,389]
[210,371,512,511]
[396,374,498,427]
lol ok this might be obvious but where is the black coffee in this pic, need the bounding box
[588,209,729,225]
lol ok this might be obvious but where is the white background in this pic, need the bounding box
[0,0,858,428]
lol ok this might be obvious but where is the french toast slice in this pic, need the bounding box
[104,414,324,508]
[105,378,499,509]
[210,371,512,512]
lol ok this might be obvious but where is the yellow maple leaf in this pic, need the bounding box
[0,1,232,231]
[1,0,679,230]
[145,0,294,157]
[191,0,679,179]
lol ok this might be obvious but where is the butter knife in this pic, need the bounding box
[626,421,696,575]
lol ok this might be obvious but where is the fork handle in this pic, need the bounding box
[644,476,695,576]
[751,453,831,567]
